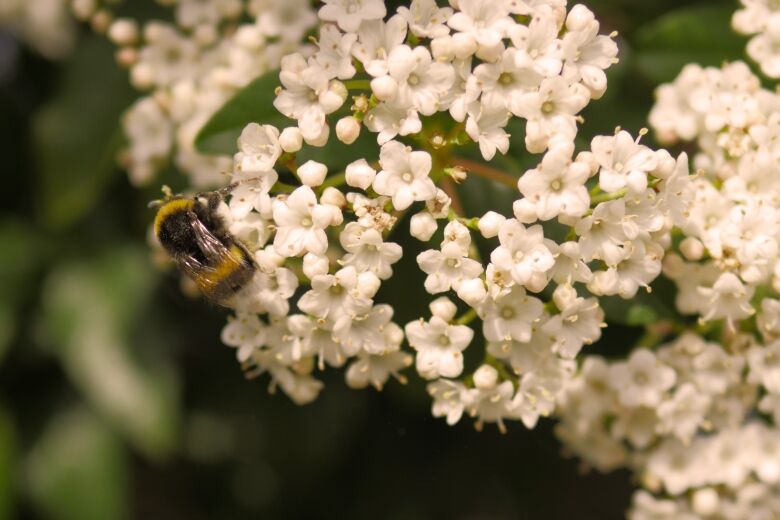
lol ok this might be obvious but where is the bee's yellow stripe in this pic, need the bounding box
[154,198,194,237]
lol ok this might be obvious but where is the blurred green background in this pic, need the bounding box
[0,1,748,518]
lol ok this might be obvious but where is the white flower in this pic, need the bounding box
[339,222,403,280]
[548,241,593,284]
[591,131,658,194]
[364,99,423,144]
[250,0,317,42]
[333,304,399,356]
[235,123,282,174]
[698,272,756,324]
[447,0,514,59]
[352,16,407,77]
[508,8,564,78]
[397,0,453,39]
[514,76,590,153]
[382,45,454,115]
[588,240,663,299]
[417,241,484,294]
[373,140,437,210]
[465,365,518,433]
[318,0,386,33]
[645,438,705,495]
[298,266,374,321]
[747,340,780,393]
[272,185,334,257]
[575,199,629,264]
[273,54,346,142]
[345,350,412,390]
[542,286,603,359]
[490,219,555,291]
[427,379,470,425]
[469,48,542,112]
[657,383,710,443]
[234,259,298,317]
[221,312,266,362]
[480,286,545,343]
[406,316,474,379]
[516,144,591,221]
[315,24,358,80]
[609,348,676,408]
[465,102,510,160]
[561,5,618,99]
[286,315,344,369]
[122,97,173,185]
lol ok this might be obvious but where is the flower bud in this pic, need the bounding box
[478,211,506,238]
[108,18,139,45]
[303,253,330,279]
[279,127,303,153]
[234,25,265,49]
[553,284,578,312]
[429,297,457,322]
[473,365,498,390]
[345,159,376,190]
[692,488,719,516]
[410,212,437,241]
[336,116,361,145]
[370,75,398,101]
[320,187,346,207]
[512,199,538,224]
[329,80,348,105]
[297,160,328,187]
[304,122,330,147]
[130,63,154,90]
[451,32,477,60]
[357,272,381,298]
[680,237,704,261]
[652,149,677,179]
[456,278,487,307]
[431,35,454,61]
[566,4,595,32]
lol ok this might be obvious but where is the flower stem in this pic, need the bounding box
[318,171,347,193]
[450,157,518,189]
[590,188,627,205]
[271,181,297,193]
[456,308,478,325]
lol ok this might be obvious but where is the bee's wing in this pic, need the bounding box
[179,216,252,301]
[189,212,229,262]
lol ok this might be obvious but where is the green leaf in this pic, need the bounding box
[194,69,381,173]
[600,277,680,327]
[625,305,658,326]
[634,5,747,83]
[25,406,127,520]
[194,70,288,155]
[40,246,179,460]
[31,35,135,230]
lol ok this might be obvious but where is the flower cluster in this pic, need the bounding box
[549,20,780,517]
[207,0,694,432]
[733,0,780,78]
[100,0,317,186]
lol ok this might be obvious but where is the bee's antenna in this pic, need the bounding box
[148,185,175,209]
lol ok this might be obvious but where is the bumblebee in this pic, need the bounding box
[152,185,255,306]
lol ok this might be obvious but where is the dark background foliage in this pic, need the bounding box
[0,1,747,518]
